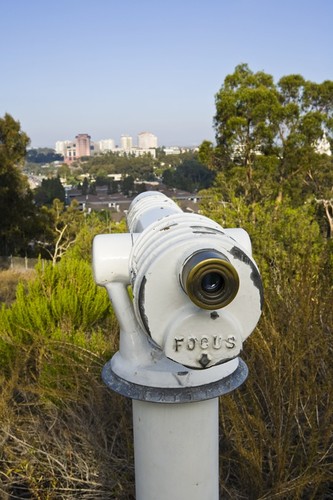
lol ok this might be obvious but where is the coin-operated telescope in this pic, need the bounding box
[93,191,263,500]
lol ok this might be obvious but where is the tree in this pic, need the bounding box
[209,64,333,204]
[81,177,89,195]
[214,64,279,182]
[198,140,215,167]
[34,176,66,205]
[38,199,84,265]
[122,175,134,195]
[26,148,63,164]
[80,151,157,181]
[162,158,215,191]
[0,113,40,255]
[316,198,333,238]
[0,113,30,172]
[162,168,175,188]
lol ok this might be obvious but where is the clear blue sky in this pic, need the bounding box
[1,0,332,148]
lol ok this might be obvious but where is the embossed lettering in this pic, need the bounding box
[213,335,222,349]
[200,336,209,349]
[187,337,198,350]
[225,336,236,349]
[174,337,184,352]
[173,334,238,352]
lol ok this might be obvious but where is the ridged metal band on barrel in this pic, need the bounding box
[127,192,182,233]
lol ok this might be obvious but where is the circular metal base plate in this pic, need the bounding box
[102,358,248,403]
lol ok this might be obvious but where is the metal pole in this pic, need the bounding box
[132,398,219,500]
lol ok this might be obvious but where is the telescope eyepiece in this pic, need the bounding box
[181,250,239,310]
[201,272,225,294]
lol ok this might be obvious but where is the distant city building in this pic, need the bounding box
[75,134,91,158]
[138,131,158,149]
[121,134,133,151]
[107,173,122,181]
[164,146,181,155]
[97,139,116,152]
[65,143,76,163]
[55,140,71,156]
[131,147,156,158]
[56,130,159,163]
[58,134,92,164]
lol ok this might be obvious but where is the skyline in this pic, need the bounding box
[56,130,159,149]
[1,0,333,149]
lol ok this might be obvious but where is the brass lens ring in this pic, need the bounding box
[182,250,239,310]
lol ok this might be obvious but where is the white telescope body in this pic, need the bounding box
[92,191,263,500]
[93,191,263,391]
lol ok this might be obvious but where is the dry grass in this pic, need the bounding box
[0,269,35,305]
[0,260,135,499]
[219,263,333,499]
[0,341,135,499]
[0,243,332,498]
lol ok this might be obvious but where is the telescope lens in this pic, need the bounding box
[201,272,225,294]
[181,250,239,310]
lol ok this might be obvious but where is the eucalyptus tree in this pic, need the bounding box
[204,64,333,204]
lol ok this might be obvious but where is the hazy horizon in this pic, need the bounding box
[1,0,332,149]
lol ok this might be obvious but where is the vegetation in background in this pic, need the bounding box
[26,147,63,165]
[0,65,332,498]
[0,256,133,499]
[197,64,333,498]
[199,195,333,498]
[162,157,215,192]
[0,114,39,256]
[199,63,333,215]
[77,151,157,182]
[0,269,35,305]
[34,177,66,206]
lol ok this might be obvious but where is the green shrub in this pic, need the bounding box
[0,195,332,498]
[0,256,117,397]
[199,195,333,498]
[0,258,112,337]
[0,255,129,499]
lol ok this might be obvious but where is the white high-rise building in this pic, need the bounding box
[55,140,72,156]
[98,139,116,152]
[138,132,158,149]
[121,134,133,151]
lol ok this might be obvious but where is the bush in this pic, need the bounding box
[0,256,132,498]
[0,196,332,498]
[219,252,333,499]
[0,340,134,499]
[1,258,112,337]
[200,195,333,498]
[0,268,35,305]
